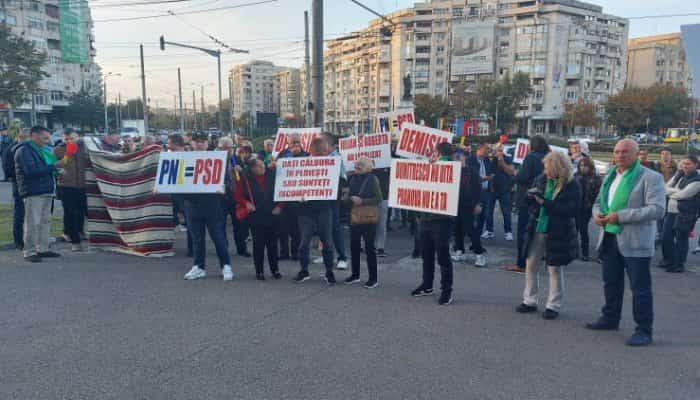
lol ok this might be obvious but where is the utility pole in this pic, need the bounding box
[192,90,197,130]
[140,44,149,134]
[177,68,184,133]
[103,80,108,132]
[311,0,323,129]
[200,85,204,119]
[304,10,312,128]
[117,93,122,132]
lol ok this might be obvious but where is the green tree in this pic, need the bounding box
[62,88,104,131]
[0,25,48,111]
[605,87,653,134]
[477,72,531,132]
[647,84,691,131]
[414,94,452,128]
[563,100,599,134]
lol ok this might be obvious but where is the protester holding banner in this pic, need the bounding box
[516,151,581,320]
[293,138,337,285]
[574,157,602,261]
[98,131,121,153]
[276,134,307,261]
[167,134,193,257]
[411,142,457,306]
[452,147,488,268]
[343,157,382,288]
[182,132,233,281]
[469,144,495,240]
[505,136,550,274]
[485,144,515,241]
[230,145,253,258]
[235,158,283,280]
[53,130,89,252]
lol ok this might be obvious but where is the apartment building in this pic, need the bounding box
[229,60,282,119]
[274,68,301,119]
[0,0,100,128]
[627,33,693,90]
[323,0,628,136]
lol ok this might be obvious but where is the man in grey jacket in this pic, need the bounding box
[586,139,666,347]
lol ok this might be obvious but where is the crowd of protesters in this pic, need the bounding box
[1,123,699,347]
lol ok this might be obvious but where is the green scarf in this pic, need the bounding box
[599,159,641,234]
[535,179,556,233]
[28,141,58,166]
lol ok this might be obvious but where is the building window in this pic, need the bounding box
[27,16,43,30]
[436,58,444,65]
[416,82,429,89]
[0,10,17,25]
[46,21,59,32]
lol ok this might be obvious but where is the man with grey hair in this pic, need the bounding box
[587,139,665,347]
[258,138,275,165]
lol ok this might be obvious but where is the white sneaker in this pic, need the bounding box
[222,265,234,281]
[481,231,495,239]
[475,254,488,268]
[313,257,324,264]
[693,246,700,255]
[505,232,514,241]
[176,224,188,232]
[451,250,464,262]
[337,260,348,270]
[184,266,206,280]
[71,244,82,252]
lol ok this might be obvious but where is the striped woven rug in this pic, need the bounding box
[85,140,175,257]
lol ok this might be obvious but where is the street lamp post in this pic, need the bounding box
[103,72,121,134]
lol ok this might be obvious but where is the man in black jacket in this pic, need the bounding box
[505,136,549,273]
[3,129,28,249]
[15,126,65,262]
[452,147,488,268]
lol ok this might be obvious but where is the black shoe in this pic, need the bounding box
[344,275,361,285]
[542,309,559,320]
[585,318,619,331]
[438,291,453,305]
[515,303,538,313]
[666,265,685,273]
[256,273,266,281]
[294,270,310,283]
[377,249,387,258]
[24,255,42,263]
[411,286,434,297]
[363,280,378,289]
[37,251,60,258]
[324,272,336,286]
[626,331,653,347]
[239,252,252,258]
[272,271,283,280]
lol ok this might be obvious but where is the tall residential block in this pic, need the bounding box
[626,33,693,90]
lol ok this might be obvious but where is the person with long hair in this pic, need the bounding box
[515,151,581,320]
[574,156,602,261]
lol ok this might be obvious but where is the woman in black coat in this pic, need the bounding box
[234,158,283,280]
[515,151,581,320]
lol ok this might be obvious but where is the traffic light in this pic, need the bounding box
[159,35,165,51]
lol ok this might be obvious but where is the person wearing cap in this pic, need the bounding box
[181,132,233,281]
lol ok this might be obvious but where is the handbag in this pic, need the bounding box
[235,178,255,221]
[350,175,379,225]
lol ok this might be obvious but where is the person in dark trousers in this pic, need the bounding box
[275,134,307,260]
[293,138,337,285]
[374,167,391,258]
[469,144,495,239]
[3,130,28,249]
[181,132,233,282]
[230,145,253,257]
[659,156,700,273]
[15,126,65,262]
[411,142,457,306]
[235,157,283,280]
[485,144,515,241]
[505,136,549,273]
[574,156,602,261]
[515,151,581,320]
[167,134,193,257]
[587,139,666,347]
[53,130,89,252]
[343,157,382,288]
[452,146,487,267]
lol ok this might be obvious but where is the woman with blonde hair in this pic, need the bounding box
[343,157,382,288]
[515,151,581,320]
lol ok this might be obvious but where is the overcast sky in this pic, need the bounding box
[91,0,700,108]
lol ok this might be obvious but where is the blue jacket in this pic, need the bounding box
[14,142,57,198]
[514,151,546,208]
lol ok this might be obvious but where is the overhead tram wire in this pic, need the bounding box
[92,0,278,23]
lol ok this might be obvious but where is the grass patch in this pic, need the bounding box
[0,203,63,244]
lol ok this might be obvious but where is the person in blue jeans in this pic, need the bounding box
[181,133,233,281]
[485,144,515,240]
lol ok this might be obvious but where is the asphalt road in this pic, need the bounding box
[1,209,699,399]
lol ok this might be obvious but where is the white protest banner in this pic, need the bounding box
[155,151,228,194]
[395,122,454,160]
[338,132,392,170]
[274,156,341,202]
[388,159,462,216]
[512,138,568,164]
[375,109,415,137]
[271,127,322,158]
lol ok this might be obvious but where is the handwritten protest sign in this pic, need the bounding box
[395,122,454,160]
[155,151,227,194]
[512,138,568,164]
[274,156,341,202]
[388,159,461,216]
[375,109,415,137]
[338,132,392,170]
[272,128,322,158]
